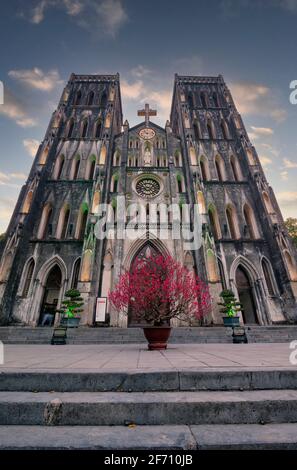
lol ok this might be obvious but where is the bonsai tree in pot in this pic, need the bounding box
[109,254,211,349]
[57,289,84,328]
[218,289,242,327]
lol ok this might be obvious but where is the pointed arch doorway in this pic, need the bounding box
[235,265,258,324]
[38,265,62,326]
[128,242,161,327]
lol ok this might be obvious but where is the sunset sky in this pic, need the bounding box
[0,0,297,233]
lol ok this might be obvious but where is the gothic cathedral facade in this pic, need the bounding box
[0,73,296,327]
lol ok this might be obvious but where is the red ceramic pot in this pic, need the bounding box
[143,327,172,350]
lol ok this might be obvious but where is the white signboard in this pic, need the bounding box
[96,297,107,322]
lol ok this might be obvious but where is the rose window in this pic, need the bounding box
[135,178,160,198]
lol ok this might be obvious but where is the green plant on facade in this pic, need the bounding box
[218,290,242,317]
[57,289,84,319]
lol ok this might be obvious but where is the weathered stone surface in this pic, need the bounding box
[1,390,297,426]
[0,425,197,450]
[191,423,297,450]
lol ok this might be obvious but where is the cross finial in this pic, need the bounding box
[137,103,157,127]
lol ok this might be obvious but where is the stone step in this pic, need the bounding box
[1,325,297,344]
[1,389,297,426]
[1,369,297,392]
[1,423,297,450]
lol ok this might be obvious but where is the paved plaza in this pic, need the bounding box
[1,342,296,371]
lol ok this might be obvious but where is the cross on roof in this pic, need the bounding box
[137,103,157,127]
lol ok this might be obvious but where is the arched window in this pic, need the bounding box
[105,113,111,128]
[215,155,226,181]
[71,157,80,180]
[194,121,201,140]
[57,205,70,239]
[87,91,94,106]
[101,91,108,107]
[38,203,52,239]
[71,258,81,289]
[39,146,48,164]
[207,119,215,139]
[177,175,183,193]
[86,157,96,180]
[221,120,229,139]
[226,204,240,239]
[197,191,206,214]
[246,148,255,165]
[81,120,88,138]
[207,249,219,282]
[99,145,107,165]
[217,258,227,290]
[175,152,181,167]
[74,90,82,106]
[262,258,275,296]
[94,120,102,139]
[188,92,194,108]
[200,92,208,108]
[230,155,241,181]
[53,155,65,180]
[22,258,35,297]
[67,119,75,139]
[22,190,33,214]
[113,176,119,193]
[263,192,274,214]
[76,204,88,240]
[200,156,210,181]
[284,250,297,281]
[243,204,259,239]
[208,206,221,240]
[189,147,197,165]
[213,92,219,107]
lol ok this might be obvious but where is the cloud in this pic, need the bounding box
[95,0,128,36]
[10,173,28,179]
[23,139,40,158]
[276,190,297,218]
[131,65,152,79]
[250,126,274,136]
[259,155,273,167]
[0,89,37,128]
[121,80,144,100]
[229,82,287,122]
[259,143,280,157]
[277,191,297,203]
[0,197,17,233]
[280,171,289,181]
[283,158,297,169]
[9,68,63,92]
[0,171,25,187]
[24,0,128,36]
[121,78,172,122]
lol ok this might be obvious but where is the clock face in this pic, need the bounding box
[139,128,156,140]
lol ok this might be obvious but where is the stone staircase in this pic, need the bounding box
[1,368,297,449]
[0,325,297,345]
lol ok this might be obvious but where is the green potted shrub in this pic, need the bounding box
[57,289,84,328]
[218,289,242,327]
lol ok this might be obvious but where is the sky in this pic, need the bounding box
[0,0,297,233]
